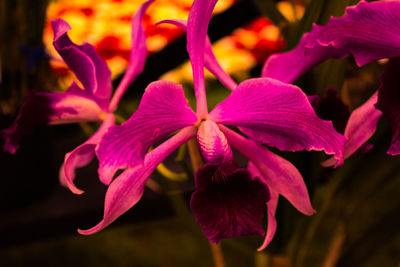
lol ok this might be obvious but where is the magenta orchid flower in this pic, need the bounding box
[262,0,400,166]
[1,0,154,194]
[77,0,345,247]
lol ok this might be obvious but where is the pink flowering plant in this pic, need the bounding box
[76,0,346,247]
[2,0,400,265]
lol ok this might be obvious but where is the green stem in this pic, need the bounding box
[156,162,188,181]
[114,113,126,124]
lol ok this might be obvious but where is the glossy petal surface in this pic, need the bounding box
[221,126,315,215]
[262,1,400,83]
[79,126,197,235]
[190,164,270,243]
[97,81,198,182]
[210,78,346,166]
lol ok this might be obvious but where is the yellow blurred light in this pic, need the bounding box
[277,1,305,22]
[260,24,280,41]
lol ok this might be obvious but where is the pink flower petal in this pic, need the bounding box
[262,1,400,83]
[157,19,237,91]
[96,81,198,183]
[209,78,346,166]
[52,19,112,103]
[60,114,115,194]
[248,162,279,250]
[78,126,197,235]
[2,84,104,154]
[187,0,218,116]
[221,126,315,216]
[109,0,154,111]
[323,91,382,166]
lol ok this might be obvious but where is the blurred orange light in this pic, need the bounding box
[44,0,287,87]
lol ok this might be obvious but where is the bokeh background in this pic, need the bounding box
[0,0,399,266]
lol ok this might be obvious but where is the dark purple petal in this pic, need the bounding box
[376,57,400,155]
[248,162,279,250]
[190,164,270,243]
[52,19,112,103]
[197,120,234,169]
[311,87,350,134]
[262,1,400,83]
[156,19,237,91]
[79,126,197,235]
[109,0,153,111]
[209,78,346,166]
[323,91,382,166]
[2,84,104,154]
[221,126,315,215]
[60,115,115,194]
[96,81,198,182]
[187,0,218,116]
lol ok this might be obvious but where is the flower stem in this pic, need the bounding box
[187,138,226,267]
[187,138,203,171]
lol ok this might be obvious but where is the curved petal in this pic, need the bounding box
[96,81,198,183]
[157,19,237,91]
[342,92,381,157]
[78,126,197,235]
[60,115,115,194]
[190,165,270,243]
[187,0,218,116]
[52,19,112,103]
[323,91,382,166]
[209,78,346,166]
[260,190,279,251]
[221,126,315,216]
[59,145,95,195]
[2,84,104,154]
[262,1,400,82]
[248,162,279,250]
[109,0,154,111]
[376,57,400,155]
